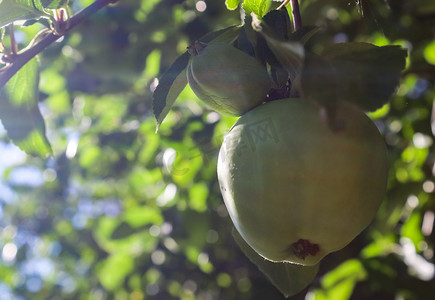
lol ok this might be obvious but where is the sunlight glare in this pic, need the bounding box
[196,1,207,12]
[2,243,17,262]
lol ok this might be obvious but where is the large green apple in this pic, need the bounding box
[217,98,388,266]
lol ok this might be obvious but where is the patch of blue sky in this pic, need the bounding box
[8,166,44,187]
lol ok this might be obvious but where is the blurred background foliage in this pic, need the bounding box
[0,0,435,299]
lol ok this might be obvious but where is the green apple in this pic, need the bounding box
[187,42,271,116]
[217,98,388,266]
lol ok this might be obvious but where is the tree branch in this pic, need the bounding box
[278,0,302,31]
[9,24,18,55]
[0,0,116,89]
[290,0,302,31]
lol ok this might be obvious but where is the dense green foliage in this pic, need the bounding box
[0,0,434,299]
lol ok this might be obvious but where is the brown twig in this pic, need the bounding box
[278,0,303,31]
[9,24,18,55]
[0,0,116,89]
[290,0,302,31]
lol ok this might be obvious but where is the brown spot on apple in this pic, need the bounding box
[290,239,320,260]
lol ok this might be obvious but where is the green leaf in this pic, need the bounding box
[232,228,319,297]
[414,0,435,14]
[203,25,240,44]
[301,52,339,115]
[110,222,138,240]
[259,8,305,87]
[262,7,293,40]
[97,253,134,291]
[289,26,320,44]
[423,39,435,65]
[0,58,53,157]
[152,51,189,132]
[250,9,312,95]
[225,0,241,10]
[263,36,304,83]
[401,213,424,247]
[317,259,366,299]
[323,42,408,111]
[40,0,68,9]
[243,0,271,18]
[124,207,163,228]
[0,0,49,29]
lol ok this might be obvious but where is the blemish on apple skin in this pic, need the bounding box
[290,239,320,259]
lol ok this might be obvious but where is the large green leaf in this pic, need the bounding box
[323,42,408,111]
[233,228,319,297]
[300,52,340,128]
[0,0,49,29]
[301,43,407,114]
[0,58,53,157]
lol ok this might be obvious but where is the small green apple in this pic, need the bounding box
[187,42,271,116]
[217,98,388,266]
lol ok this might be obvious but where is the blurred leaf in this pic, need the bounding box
[413,0,435,14]
[0,0,48,28]
[0,58,52,157]
[98,253,134,290]
[124,207,163,228]
[316,260,367,300]
[322,259,366,288]
[144,49,162,79]
[79,145,102,168]
[95,216,158,255]
[401,213,424,247]
[424,40,435,65]
[182,211,210,249]
[189,182,209,212]
[232,228,319,297]
[361,235,395,258]
[111,222,138,240]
